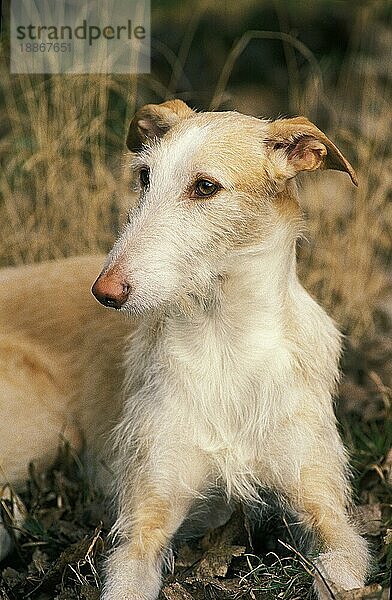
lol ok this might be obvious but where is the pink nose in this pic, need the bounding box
[91,269,130,309]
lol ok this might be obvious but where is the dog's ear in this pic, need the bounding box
[266,117,358,186]
[126,99,194,152]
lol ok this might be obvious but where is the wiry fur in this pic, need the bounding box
[97,104,369,599]
[0,101,369,599]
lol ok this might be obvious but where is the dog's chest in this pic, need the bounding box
[161,312,293,448]
[125,310,299,500]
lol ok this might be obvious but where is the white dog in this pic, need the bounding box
[0,100,369,599]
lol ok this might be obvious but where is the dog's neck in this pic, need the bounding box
[222,225,298,307]
[210,182,302,322]
[169,215,301,340]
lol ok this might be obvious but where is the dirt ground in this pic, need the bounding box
[0,330,391,599]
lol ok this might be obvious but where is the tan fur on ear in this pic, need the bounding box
[267,117,358,186]
[126,100,194,152]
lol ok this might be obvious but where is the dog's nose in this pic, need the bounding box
[91,271,131,309]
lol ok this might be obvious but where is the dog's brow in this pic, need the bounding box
[190,167,234,191]
[131,154,151,170]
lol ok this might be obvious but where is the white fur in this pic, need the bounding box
[0,105,369,599]
[98,110,369,598]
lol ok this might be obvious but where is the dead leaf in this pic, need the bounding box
[161,582,194,600]
[195,510,248,578]
[206,577,252,595]
[200,508,249,551]
[195,544,246,578]
[181,575,252,599]
[335,583,384,599]
[1,568,24,590]
[316,577,385,600]
[175,542,202,568]
[80,585,100,600]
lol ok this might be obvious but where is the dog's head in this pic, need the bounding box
[92,100,357,313]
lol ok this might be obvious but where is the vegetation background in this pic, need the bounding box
[0,0,391,598]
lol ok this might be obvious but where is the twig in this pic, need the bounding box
[167,2,208,97]
[209,29,331,117]
[278,539,337,600]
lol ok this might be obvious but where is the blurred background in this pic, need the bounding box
[0,2,392,596]
[1,0,391,342]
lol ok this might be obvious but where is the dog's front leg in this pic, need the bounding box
[102,447,209,600]
[278,424,369,599]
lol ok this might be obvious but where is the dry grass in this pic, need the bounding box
[297,12,392,340]
[0,1,391,598]
[0,5,391,340]
[0,69,138,266]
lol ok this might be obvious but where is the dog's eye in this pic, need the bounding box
[194,179,219,198]
[139,168,150,188]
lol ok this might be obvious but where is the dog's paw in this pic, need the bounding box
[101,586,151,600]
[314,549,367,599]
[101,579,160,600]
[102,555,162,600]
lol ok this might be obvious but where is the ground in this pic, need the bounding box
[0,334,391,599]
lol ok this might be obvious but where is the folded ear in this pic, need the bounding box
[266,117,358,186]
[126,99,194,152]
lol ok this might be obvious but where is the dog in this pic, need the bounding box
[0,100,369,599]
